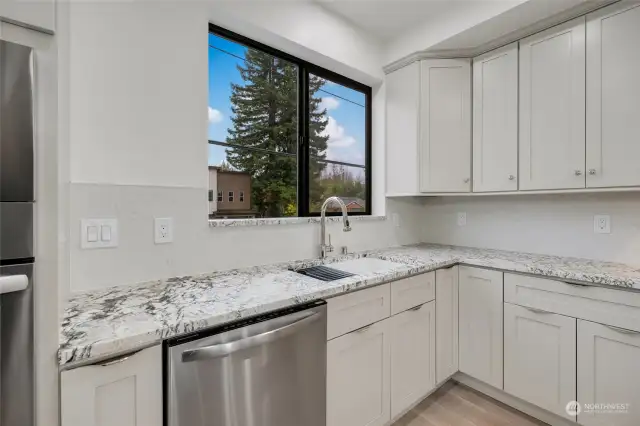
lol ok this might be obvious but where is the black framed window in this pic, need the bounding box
[208,24,371,218]
[217,191,223,202]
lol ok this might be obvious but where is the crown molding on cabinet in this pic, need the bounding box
[383,0,620,74]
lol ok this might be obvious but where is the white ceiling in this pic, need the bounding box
[314,0,505,41]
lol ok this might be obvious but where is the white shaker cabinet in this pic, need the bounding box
[458,266,503,388]
[435,266,458,384]
[60,345,163,426]
[389,302,435,419]
[0,0,55,33]
[327,318,391,426]
[519,17,586,190]
[504,303,576,420]
[386,62,420,196]
[578,320,640,426]
[473,43,519,192]
[586,3,640,188]
[419,59,471,193]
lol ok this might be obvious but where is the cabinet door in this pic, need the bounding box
[504,303,576,420]
[578,320,640,426]
[60,345,163,426]
[0,0,55,33]
[386,63,420,196]
[473,43,519,192]
[327,318,390,426]
[436,266,458,383]
[458,266,503,388]
[519,17,586,190]
[390,302,435,419]
[419,59,471,193]
[586,3,640,188]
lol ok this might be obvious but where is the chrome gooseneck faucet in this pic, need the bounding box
[320,196,352,259]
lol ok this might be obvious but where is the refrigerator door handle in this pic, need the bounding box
[0,275,28,294]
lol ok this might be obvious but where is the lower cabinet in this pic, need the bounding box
[504,303,576,420]
[389,301,436,419]
[458,266,504,388]
[578,319,640,426]
[435,266,458,383]
[60,345,163,426]
[327,318,391,426]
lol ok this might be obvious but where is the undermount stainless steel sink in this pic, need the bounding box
[293,265,356,282]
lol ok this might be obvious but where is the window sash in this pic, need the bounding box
[209,24,372,217]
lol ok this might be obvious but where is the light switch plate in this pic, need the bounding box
[594,215,611,234]
[457,212,467,227]
[81,219,118,249]
[154,217,173,244]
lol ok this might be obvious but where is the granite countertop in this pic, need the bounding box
[59,243,640,367]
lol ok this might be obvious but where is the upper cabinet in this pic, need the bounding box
[519,17,586,190]
[419,59,471,193]
[0,0,55,33]
[386,62,420,196]
[586,3,640,188]
[472,43,518,192]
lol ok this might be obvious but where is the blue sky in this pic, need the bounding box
[207,33,366,169]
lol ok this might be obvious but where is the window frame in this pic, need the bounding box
[208,24,372,217]
[228,191,234,202]
[217,190,223,202]
[239,191,245,203]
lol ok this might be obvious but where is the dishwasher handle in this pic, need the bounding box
[181,311,321,362]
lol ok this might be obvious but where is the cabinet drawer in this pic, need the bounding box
[328,284,390,340]
[504,273,640,332]
[391,272,435,315]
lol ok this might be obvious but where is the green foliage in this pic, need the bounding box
[226,48,328,217]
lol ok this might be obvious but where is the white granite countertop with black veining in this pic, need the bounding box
[59,243,640,367]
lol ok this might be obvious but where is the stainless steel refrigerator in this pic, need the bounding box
[0,39,35,426]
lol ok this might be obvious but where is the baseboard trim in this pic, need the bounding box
[453,373,578,426]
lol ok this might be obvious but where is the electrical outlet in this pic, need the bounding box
[392,213,401,228]
[154,217,173,244]
[457,212,467,227]
[594,215,611,234]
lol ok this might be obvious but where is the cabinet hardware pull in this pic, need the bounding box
[463,178,470,183]
[574,170,583,176]
[603,324,639,335]
[523,306,550,314]
[588,169,597,175]
[409,304,423,312]
[99,350,141,367]
[508,175,515,181]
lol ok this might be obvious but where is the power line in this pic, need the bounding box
[209,44,366,108]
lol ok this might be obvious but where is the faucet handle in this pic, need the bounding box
[326,234,334,252]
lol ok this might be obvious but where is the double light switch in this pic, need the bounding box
[81,219,118,249]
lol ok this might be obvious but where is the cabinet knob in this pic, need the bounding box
[588,169,597,176]
[508,175,515,181]
[464,178,470,183]
[574,170,583,176]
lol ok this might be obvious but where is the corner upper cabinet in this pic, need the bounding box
[519,17,586,190]
[60,345,163,426]
[386,62,420,196]
[473,43,518,192]
[586,3,640,188]
[0,0,55,33]
[419,59,472,193]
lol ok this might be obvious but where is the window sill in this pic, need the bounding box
[209,215,386,228]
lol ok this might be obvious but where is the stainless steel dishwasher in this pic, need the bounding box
[166,300,327,426]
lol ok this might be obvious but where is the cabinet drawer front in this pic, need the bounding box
[328,284,390,340]
[504,273,640,332]
[391,272,435,315]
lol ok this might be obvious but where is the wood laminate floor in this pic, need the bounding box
[393,382,548,426]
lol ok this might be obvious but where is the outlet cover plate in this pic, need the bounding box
[457,212,467,227]
[155,217,173,244]
[594,215,611,234]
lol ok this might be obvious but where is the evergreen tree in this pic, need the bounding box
[226,48,328,217]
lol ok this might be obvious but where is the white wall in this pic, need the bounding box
[383,0,527,65]
[58,0,420,294]
[421,193,640,267]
